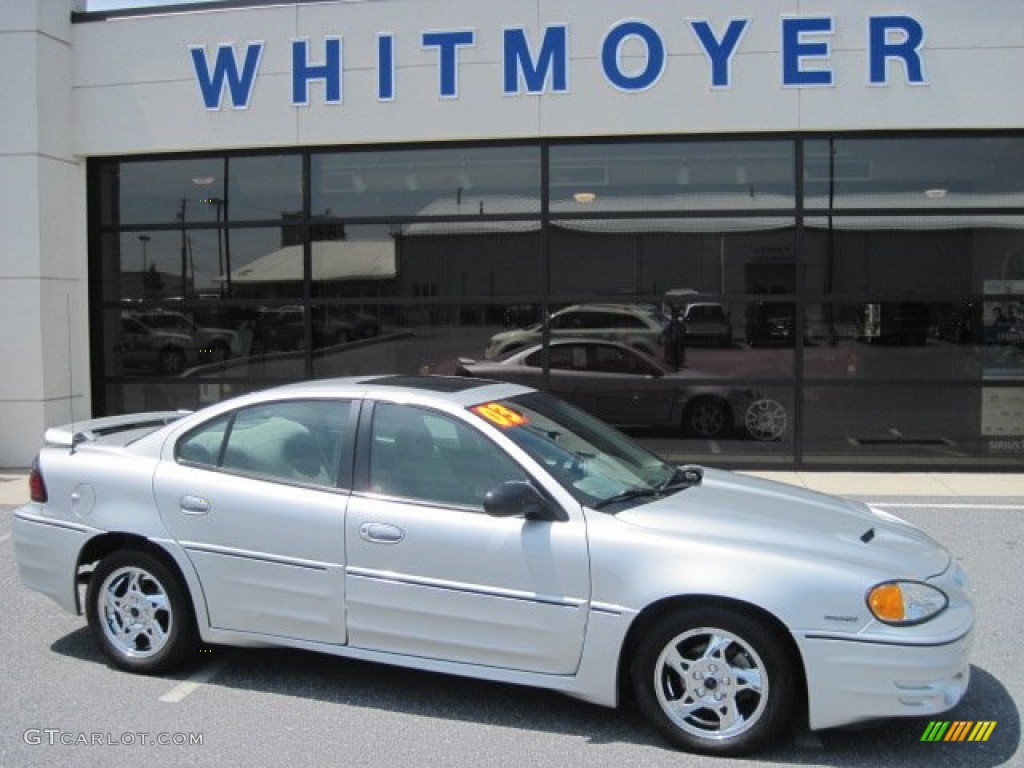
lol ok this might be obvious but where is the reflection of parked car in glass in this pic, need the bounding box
[936,302,980,344]
[339,309,382,339]
[459,339,782,440]
[681,302,733,347]
[128,310,240,362]
[118,316,196,374]
[263,307,378,350]
[857,302,928,345]
[746,302,796,347]
[484,303,667,360]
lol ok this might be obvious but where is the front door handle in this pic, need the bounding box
[359,522,404,544]
[180,495,211,515]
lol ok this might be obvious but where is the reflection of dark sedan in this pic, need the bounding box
[457,340,784,440]
[746,302,796,347]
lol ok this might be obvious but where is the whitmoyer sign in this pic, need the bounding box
[190,15,927,110]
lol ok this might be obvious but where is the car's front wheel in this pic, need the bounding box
[86,550,197,674]
[631,606,796,755]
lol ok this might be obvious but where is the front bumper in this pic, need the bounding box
[798,626,973,731]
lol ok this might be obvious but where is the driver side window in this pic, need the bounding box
[369,403,527,508]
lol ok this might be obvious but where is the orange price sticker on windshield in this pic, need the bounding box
[471,403,529,429]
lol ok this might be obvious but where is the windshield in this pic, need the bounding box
[468,392,685,510]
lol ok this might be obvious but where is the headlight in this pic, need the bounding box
[866,581,949,626]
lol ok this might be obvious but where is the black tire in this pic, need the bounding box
[86,550,198,674]
[630,606,796,756]
[158,346,186,374]
[683,397,730,438]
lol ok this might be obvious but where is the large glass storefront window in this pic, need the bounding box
[800,135,1024,465]
[91,135,1024,469]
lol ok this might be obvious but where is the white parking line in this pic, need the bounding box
[159,656,231,703]
[868,502,1024,510]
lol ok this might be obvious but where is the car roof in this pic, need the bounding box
[538,338,643,351]
[498,338,667,368]
[266,374,533,406]
[556,302,656,314]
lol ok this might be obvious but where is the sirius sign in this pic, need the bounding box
[189,15,926,110]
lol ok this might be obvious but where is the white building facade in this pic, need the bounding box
[3,0,1024,468]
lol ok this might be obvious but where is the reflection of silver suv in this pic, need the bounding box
[682,303,732,347]
[118,316,196,374]
[130,311,240,362]
[485,303,667,360]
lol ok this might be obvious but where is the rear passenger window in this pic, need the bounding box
[176,414,229,467]
[176,400,353,489]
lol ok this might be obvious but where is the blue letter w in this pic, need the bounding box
[190,43,264,109]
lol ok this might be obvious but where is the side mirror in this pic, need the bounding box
[484,481,561,521]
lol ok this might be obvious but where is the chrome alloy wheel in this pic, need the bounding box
[98,565,173,659]
[745,398,787,441]
[653,627,768,742]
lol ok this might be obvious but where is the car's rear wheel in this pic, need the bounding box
[86,550,197,674]
[683,397,730,438]
[631,606,795,755]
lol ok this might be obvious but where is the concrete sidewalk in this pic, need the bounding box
[3,469,1024,507]
[747,471,1024,498]
[1,473,28,505]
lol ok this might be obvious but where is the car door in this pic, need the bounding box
[153,399,355,644]
[588,345,677,426]
[345,400,590,675]
[526,344,601,415]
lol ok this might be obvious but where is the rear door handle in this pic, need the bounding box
[359,522,404,544]
[180,495,211,515]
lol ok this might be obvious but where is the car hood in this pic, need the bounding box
[617,468,950,579]
[489,325,540,342]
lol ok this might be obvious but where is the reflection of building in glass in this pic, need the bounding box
[7,2,1024,470]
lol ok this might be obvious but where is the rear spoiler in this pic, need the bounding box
[44,411,191,449]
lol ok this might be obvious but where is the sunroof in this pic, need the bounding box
[360,375,494,393]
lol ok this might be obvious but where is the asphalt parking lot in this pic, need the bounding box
[1,480,1021,768]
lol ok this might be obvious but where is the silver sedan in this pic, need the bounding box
[458,339,785,440]
[13,376,973,756]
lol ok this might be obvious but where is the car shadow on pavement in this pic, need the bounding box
[51,630,1019,764]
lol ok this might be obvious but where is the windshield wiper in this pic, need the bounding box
[595,466,704,510]
[593,486,660,509]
